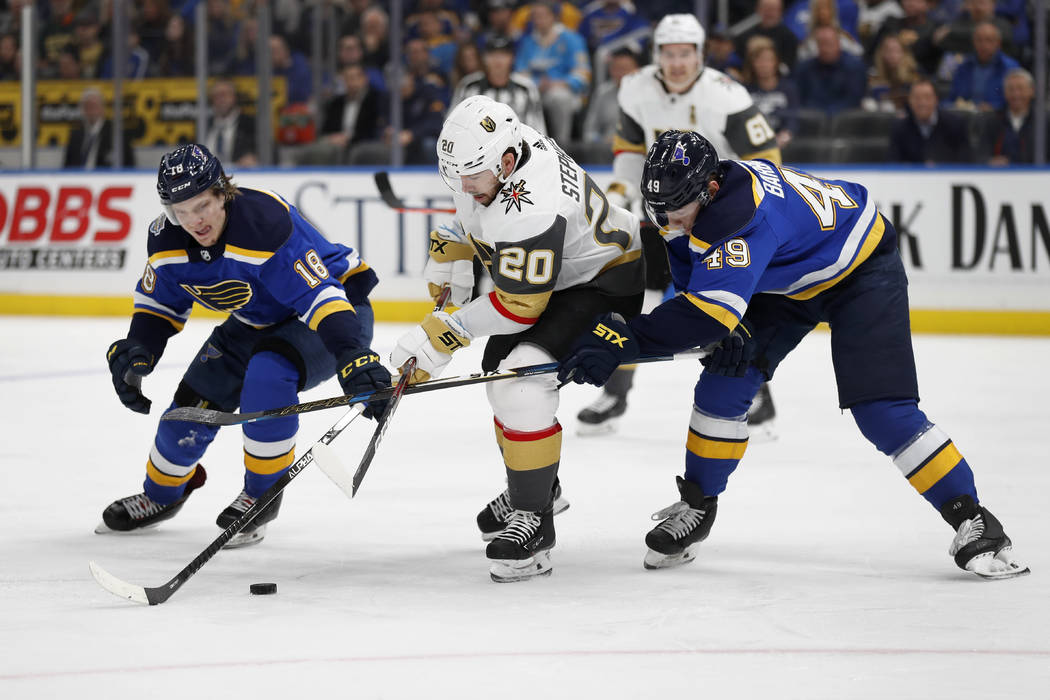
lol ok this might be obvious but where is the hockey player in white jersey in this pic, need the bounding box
[391,95,644,582]
[578,13,782,437]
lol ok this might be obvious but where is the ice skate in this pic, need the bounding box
[95,465,207,534]
[746,383,777,443]
[477,479,569,541]
[216,489,284,549]
[643,476,718,569]
[576,392,627,436]
[487,508,555,582]
[941,496,1030,580]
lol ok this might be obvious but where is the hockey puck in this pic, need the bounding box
[249,582,277,595]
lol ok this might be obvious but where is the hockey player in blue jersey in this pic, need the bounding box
[559,130,1029,580]
[97,144,391,547]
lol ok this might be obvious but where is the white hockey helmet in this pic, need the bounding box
[653,13,706,62]
[436,95,523,193]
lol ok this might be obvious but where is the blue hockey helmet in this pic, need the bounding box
[157,144,225,206]
[641,130,722,228]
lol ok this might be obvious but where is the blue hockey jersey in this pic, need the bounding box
[129,187,376,358]
[632,159,893,354]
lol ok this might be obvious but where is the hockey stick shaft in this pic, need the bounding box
[89,406,366,606]
[374,171,456,214]
[348,286,450,496]
[162,348,707,427]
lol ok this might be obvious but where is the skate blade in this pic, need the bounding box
[643,545,697,570]
[575,419,620,437]
[223,524,268,549]
[966,548,1032,580]
[489,551,553,583]
[93,521,162,535]
[479,498,570,542]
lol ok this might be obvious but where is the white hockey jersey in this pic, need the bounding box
[449,125,644,339]
[611,64,780,202]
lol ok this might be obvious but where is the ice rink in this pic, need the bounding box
[1,315,1047,699]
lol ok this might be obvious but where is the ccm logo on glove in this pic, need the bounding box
[340,352,381,377]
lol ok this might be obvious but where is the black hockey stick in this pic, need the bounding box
[89,406,366,606]
[374,171,456,214]
[161,348,707,428]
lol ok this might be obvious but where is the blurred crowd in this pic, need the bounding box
[1,0,1046,168]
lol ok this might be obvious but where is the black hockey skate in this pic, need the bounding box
[576,392,627,436]
[940,495,1029,580]
[216,489,284,549]
[95,464,207,534]
[487,507,556,583]
[644,476,718,570]
[477,478,569,541]
[746,382,777,442]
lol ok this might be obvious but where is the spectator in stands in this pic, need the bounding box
[864,33,921,112]
[889,78,969,163]
[72,12,105,79]
[986,68,1049,166]
[857,0,903,52]
[871,0,940,74]
[705,25,743,79]
[451,41,482,88]
[932,0,1014,59]
[479,0,521,47]
[947,21,1019,112]
[795,24,867,114]
[201,78,257,168]
[514,0,591,144]
[206,0,241,76]
[386,68,448,165]
[270,34,313,105]
[339,0,376,38]
[319,62,387,161]
[582,46,639,146]
[360,5,390,71]
[54,44,80,79]
[100,28,151,79]
[336,33,385,93]
[510,0,584,37]
[796,0,864,62]
[64,89,136,170]
[417,9,458,81]
[452,35,547,134]
[406,0,461,43]
[154,12,194,77]
[784,0,860,43]
[405,37,448,91]
[741,37,799,148]
[735,0,800,70]
[0,32,18,80]
[136,0,172,65]
[577,1,650,55]
[40,0,77,74]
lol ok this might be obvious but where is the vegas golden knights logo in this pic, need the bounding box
[480,116,496,133]
[180,280,253,312]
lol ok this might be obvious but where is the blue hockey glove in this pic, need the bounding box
[337,347,392,419]
[700,320,755,378]
[107,338,155,414]
[558,313,640,387]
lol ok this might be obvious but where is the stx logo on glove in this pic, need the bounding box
[592,323,629,348]
[340,353,380,377]
[430,238,450,255]
[437,330,467,352]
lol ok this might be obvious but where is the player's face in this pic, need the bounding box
[666,199,702,232]
[171,189,227,246]
[460,169,501,206]
[658,44,701,92]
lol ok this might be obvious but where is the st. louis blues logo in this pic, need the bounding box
[500,180,534,213]
[672,142,690,166]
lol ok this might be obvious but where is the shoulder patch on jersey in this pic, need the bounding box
[149,214,167,236]
[532,139,548,151]
[500,180,534,214]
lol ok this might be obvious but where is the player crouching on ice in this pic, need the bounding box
[98,144,390,548]
[559,130,1029,580]
[390,95,644,582]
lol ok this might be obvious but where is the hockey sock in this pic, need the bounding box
[495,417,562,512]
[241,352,299,498]
[851,398,978,509]
[144,401,219,503]
[603,365,635,399]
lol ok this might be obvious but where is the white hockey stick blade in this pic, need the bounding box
[312,441,354,499]
[89,561,149,605]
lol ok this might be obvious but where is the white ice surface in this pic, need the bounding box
[0,316,1047,699]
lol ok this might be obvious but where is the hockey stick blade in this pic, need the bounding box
[162,348,707,427]
[374,171,455,214]
[89,407,365,605]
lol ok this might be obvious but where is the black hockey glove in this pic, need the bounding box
[700,320,755,378]
[337,347,392,420]
[558,313,640,387]
[107,338,155,414]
